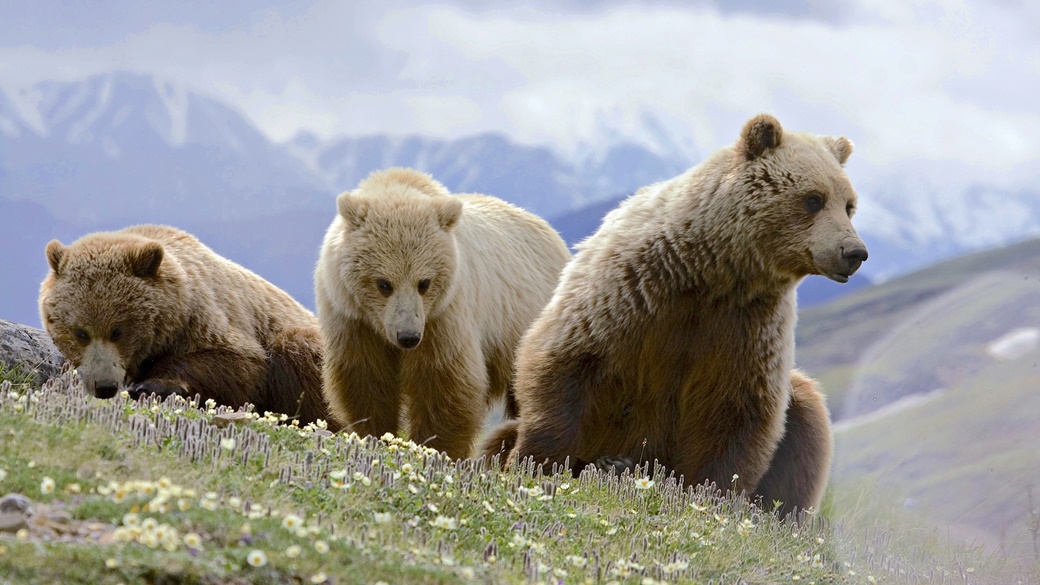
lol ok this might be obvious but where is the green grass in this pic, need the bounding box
[0,371,1037,584]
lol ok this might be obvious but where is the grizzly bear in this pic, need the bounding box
[39,225,339,430]
[482,114,867,514]
[315,168,571,459]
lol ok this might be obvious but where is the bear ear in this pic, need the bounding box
[128,242,164,278]
[337,191,369,230]
[45,240,66,274]
[738,114,783,161]
[436,198,464,231]
[824,136,854,165]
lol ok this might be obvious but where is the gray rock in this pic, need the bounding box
[0,319,65,386]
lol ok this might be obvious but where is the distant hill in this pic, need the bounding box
[796,236,1040,559]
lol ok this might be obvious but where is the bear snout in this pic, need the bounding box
[840,240,868,276]
[93,380,120,399]
[396,331,422,349]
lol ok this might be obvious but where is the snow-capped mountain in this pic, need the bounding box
[3,70,1040,325]
[0,72,327,225]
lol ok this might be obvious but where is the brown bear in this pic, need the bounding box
[315,168,571,459]
[482,114,867,515]
[39,225,339,430]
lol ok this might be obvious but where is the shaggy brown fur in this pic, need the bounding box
[39,225,339,430]
[481,114,867,513]
[316,168,570,459]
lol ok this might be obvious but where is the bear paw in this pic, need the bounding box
[128,379,187,401]
[594,455,636,476]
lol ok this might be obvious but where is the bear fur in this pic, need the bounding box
[482,114,867,514]
[315,168,571,459]
[39,225,339,430]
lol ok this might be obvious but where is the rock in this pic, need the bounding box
[0,319,65,386]
[212,411,255,427]
[0,493,33,533]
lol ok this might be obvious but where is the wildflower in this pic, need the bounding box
[184,533,202,550]
[122,513,141,527]
[310,572,328,584]
[482,500,495,513]
[178,498,191,511]
[105,558,120,568]
[732,474,739,482]
[0,469,6,482]
[228,497,242,509]
[401,463,414,474]
[430,515,458,530]
[566,555,588,568]
[330,469,348,480]
[15,528,28,540]
[314,540,329,554]
[374,512,392,524]
[633,477,654,490]
[220,437,236,450]
[40,476,56,494]
[662,560,689,574]
[247,549,268,567]
[427,503,440,513]
[282,514,304,530]
[141,517,158,532]
[66,483,81,494]
[461,567,475,579]
[285,545,302,558]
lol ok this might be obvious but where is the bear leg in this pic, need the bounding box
[753,370,833,517]
[266,326,340,431]
[321,318,401,439]
[133,347,267,409]
[479,419,520,462]
[402,335,487,459]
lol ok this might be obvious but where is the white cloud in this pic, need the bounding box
[1,0,1037,190]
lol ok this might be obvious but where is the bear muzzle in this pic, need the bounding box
[396,330,422,349]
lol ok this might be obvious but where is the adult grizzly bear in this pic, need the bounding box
[316,168,570,459]
[39,225,338,429]
[484,115,867,514]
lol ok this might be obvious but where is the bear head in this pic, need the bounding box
[39,232,185,398]
[329,168,463,350]
[729,113,868,284]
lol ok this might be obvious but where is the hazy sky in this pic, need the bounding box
[1,0,1038,192]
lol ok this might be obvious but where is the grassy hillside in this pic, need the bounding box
[2,367,1036,584]
[796,237,1040,563]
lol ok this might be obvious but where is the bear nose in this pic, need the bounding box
[397,331,421,349]
[94,381,119,399]
[843,247,868,263]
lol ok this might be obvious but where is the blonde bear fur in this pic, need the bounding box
[483,115,867,514]
[316,168,571,458]
[39,225,339,429]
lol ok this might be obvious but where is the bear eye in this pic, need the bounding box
[376,279,393,296]
[110,326,124,342]
[418,279,431,294]
[73,328,90,345]
[805,193,825,214]
[846,202,856,217]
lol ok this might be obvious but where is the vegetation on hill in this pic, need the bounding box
[1,367,1036,584]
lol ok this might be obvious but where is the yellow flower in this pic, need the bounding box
[40,476,56,494]
[246,549,268,567]
[314,540,330,554]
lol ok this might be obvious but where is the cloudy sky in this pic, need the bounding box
[1,0,1038,193]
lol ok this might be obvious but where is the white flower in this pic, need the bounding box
[430,515,458,530]
[183,533,202,550]
[220,437,236,450]
[40,476,56,494]
[633,477,654,490]
[282,514,304,530]
[0,469,8,482]
[246,549,268,567]
[314,540,329,554]
[374,512,392,524]
[310,572,327,583]
[566,555,588,567]
[285,545,301,558]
